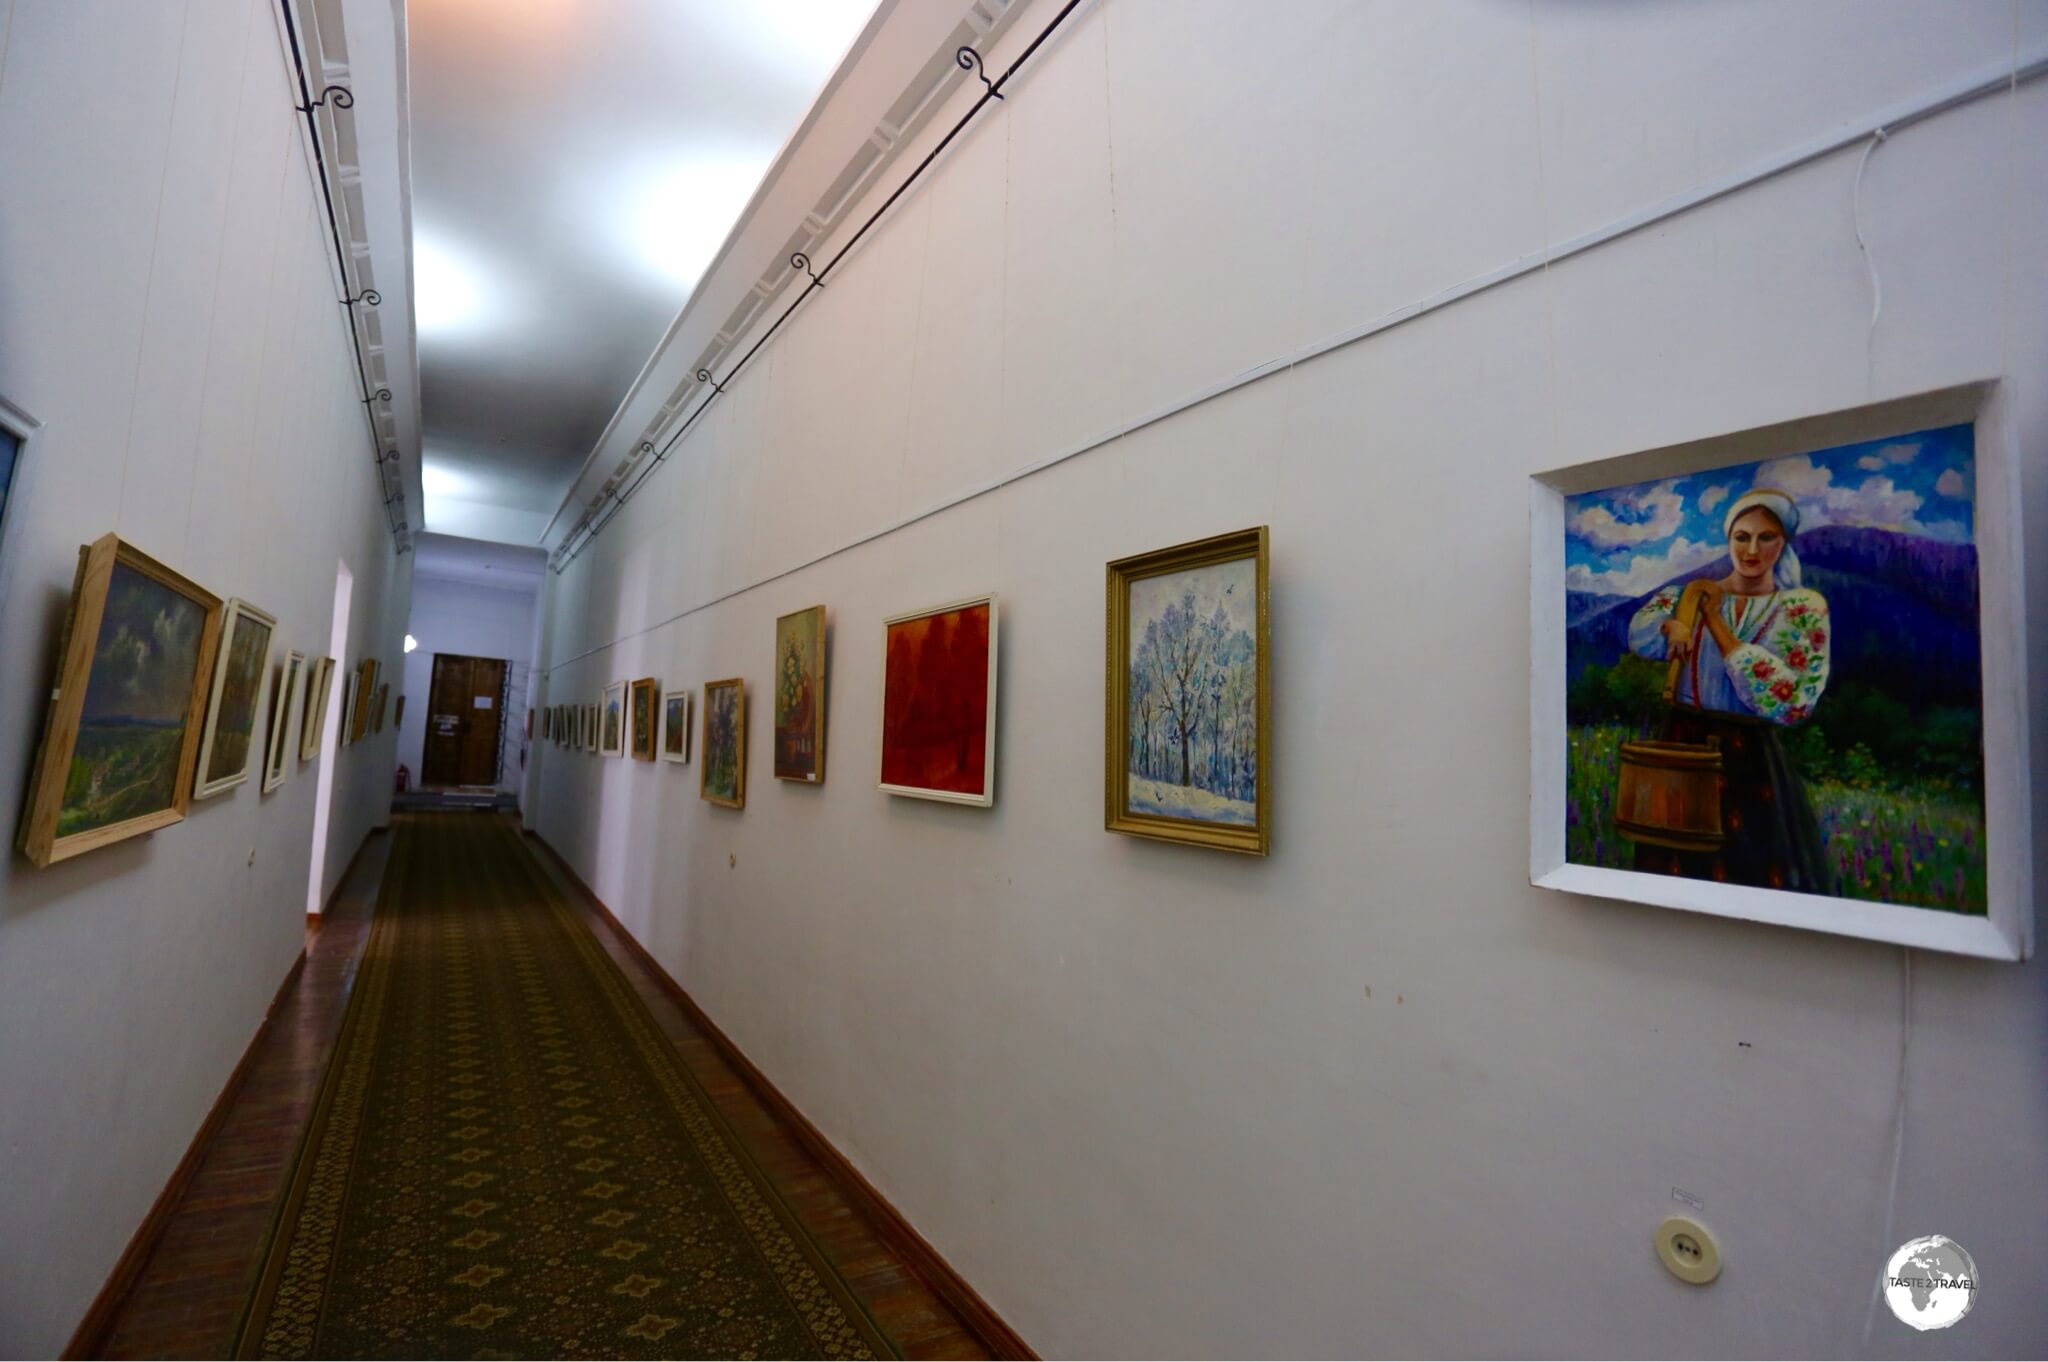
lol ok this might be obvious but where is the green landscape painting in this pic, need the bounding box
[58,564,207,836]
[203,609,274,786]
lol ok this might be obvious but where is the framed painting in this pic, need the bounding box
[629,677,658,761]
[661,688,692,764]
[394,694,405,729]
[194,597,278,800]
[1107,528,1270,855]
[0,396,36,605]
[585,703,598,751]
[700,678,746,808]
[774,605,827,782]
[371,683,389,734]
[350,658,377,743]
[299,656,333,762]
[262,651,304,793]
[17,534,224,867]
[601,681,626,756]
[1532,384,2032,960]
[340,667,359,747]
[879,594,997,806]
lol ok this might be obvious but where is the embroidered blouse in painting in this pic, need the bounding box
[1628,586,1831,724]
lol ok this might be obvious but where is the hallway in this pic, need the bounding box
[92,816,992,1360]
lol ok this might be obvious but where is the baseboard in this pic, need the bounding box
[62,945,311,1359]
[525,831,1036,1361]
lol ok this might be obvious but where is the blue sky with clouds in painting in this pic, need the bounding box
[1564,423,1974,596]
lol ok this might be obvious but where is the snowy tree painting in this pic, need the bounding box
[1109,527,1268,854]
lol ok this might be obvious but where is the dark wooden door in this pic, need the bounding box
[423,654,507,787]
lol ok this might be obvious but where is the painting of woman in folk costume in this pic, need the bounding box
[1563,423,1988,914]
[1624,489,1831,891]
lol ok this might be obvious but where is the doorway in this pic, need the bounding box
[423,652,508,787]
[307,559,353,915]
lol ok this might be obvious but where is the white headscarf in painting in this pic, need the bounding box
[1723,487,1802,589]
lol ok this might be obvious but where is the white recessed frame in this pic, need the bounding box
[1530,381,2032,961]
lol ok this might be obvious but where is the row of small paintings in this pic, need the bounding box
[15,533,392,868]
[538,528,1273,855]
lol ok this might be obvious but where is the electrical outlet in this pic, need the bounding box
[1654,1214,1721,1285]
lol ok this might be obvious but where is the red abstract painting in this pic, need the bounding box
[881,599,993,799]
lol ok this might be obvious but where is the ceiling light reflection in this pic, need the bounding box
[622,153,778,294]
[413,235,488,334]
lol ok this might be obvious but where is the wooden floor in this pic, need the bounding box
[92,817,989,1360]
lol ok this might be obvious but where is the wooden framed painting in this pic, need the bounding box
[1106,527,1270,855]
[299,656,333,761]
[371,683,389,734]
[194,597,278,800]
[774,605,827,783]
[340,667,359,747]
[700,678,746,808]
[629,677,658,761]
[585,703,598,751]
[350,657,377,743]
[1532,384,2033,960]
[262,651,304,793]
[879,594,997,806]
[17,534,224,867]
[601,681,626,756]
[661,688,692,764]
[393,694,405,729]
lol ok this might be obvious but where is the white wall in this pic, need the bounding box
[0,0,410,1351]
[532,1,2048,1355]
[397,573,540,793]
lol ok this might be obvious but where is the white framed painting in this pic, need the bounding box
[600,681,626,757]
[1530,382,2031,960]
[262,651,304,793]
[661,688,692,764]
[878,594,998,806]
[194,597,278,799]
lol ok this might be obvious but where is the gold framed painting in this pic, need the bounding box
[350,657,377,743]
[1106,526,1270,855]
[629,677,658,761]
[299,656,333,761]
[774,605,827,783]
[601,681,626,756]
[17,534,224,867]
[661,688,692,765]
[700,678,746,808]
[194,597,278,800]
[262,651,304,793]
[340,667,359,747]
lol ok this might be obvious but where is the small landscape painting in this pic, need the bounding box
[880,596,996,805]
[263,651,303,793]
[62,562,211,835]
[196,598,276,799]
[602,681,625,756]
[299,656,332,761]
[701,678,746,808]
[630,677,658,761]
[1108,528,1268,854]
[774,605,826,782]
[1563,422,1985,915]
[662,689,691,764]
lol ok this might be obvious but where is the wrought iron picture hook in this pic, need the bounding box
[298,84,354,112]
[363,387,392,405]
[791,251,824,288]
[695,368,729,396]
[342,288,382,307]
[956,45,1002,99]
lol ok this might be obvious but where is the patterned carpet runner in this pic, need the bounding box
[235,813,892,1360]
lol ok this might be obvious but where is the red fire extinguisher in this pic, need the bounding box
[395,764,410,793]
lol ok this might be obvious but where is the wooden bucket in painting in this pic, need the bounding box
[1614,579,1727,853]
[1615,737,1725,851]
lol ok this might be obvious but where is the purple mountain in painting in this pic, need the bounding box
[1566,527,1980,705]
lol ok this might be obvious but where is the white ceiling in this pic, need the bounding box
[407,0,879,545]
[410,530,549,592]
